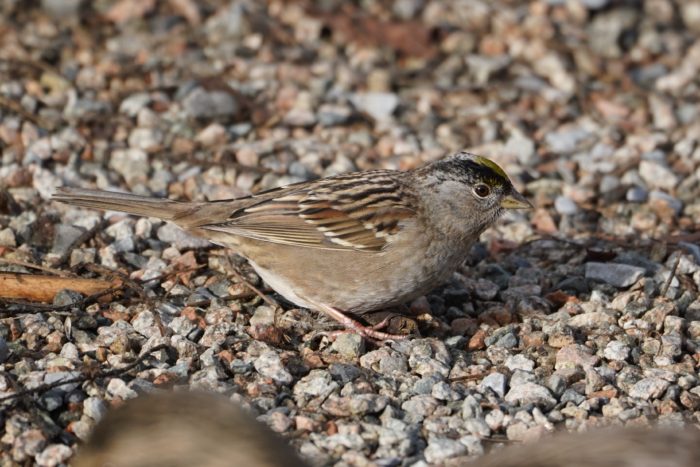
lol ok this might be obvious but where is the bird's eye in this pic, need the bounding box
[474,184,491,198]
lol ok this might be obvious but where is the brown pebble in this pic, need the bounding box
[468,329,487,351]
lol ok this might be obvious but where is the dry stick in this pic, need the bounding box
[660,252,682,298]
[52,219,107,268]
[0,95,49,128]
[0,284,125,316]
[223,255,280,310]
[0,57,73,84]
[665,231,700,244]
[186,290,261,308]
[0,273,121,302]
[139,264,207,287]
[0,257,76,278]
[83,263,146,300]
[0,265,208,316]
[0,344,170,404]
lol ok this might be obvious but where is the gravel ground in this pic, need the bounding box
[1,0,700,465]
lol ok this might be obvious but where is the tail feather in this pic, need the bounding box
[53,187,195,221]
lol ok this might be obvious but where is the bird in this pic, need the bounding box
[71,391,308,467]
[72,390,700,467]
[53,151,531,340]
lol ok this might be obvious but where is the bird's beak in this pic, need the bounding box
[501,189,533,209]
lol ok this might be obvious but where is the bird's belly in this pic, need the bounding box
[247,260,318,310]
[242,237,470,313]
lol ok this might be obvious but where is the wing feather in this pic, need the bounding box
[198,171,417,251]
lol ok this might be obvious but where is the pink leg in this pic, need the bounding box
[317,304,409,341]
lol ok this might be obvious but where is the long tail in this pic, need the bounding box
[52,187,196,221]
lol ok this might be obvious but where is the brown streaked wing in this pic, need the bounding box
[198,171,417,251]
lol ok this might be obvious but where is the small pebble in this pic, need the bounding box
[554,196,578,215]
[585,262,646,288]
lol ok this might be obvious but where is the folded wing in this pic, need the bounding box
[198,171,416,252]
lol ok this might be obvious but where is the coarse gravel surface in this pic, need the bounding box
[1,1,700,465]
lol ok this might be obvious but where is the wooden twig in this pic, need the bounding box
[660,253,681,298]
[138,264,207,286]
[0,273,121,302]
[0,95,49,128]
[0,57,72,85]
[83,263,146,300]
[0,289,130,318]
[223,256,280,310]
[0,344,170,404]
[0,258,76,278]
[52,220,107,268]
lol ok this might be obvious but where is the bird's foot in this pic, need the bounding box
[319,306,409,341]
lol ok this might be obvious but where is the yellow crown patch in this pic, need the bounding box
[473,155,508,180]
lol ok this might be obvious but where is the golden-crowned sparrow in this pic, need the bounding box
[72,392,308,467]
[54,151,531,339]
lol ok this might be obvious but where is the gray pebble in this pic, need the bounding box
[328,364,361,384]
[283,108,316,127]
[649,190,683,214]
[294,370,338,402]
[431,381,456,400]
[424,437,467,463]
[629,377,670,400]
[119,93,151,116]
[157,223,211,249]
[581,0,609,9]
[545,127,591,154]
[41,0,81,18]
[495,332,519,349]
[0,228,16,247]
[547,374,568,396]
[585,262,646,288]
[413,374,443,395]
[461,395,483,419]
[560,388,586,405]
[604,340,631,361]
[350,92,399,121]
[249,305,276,328]
[554,196,579,215]
[348,394,389,415]
[43,371,82,392]
[109,149,150,186]
[52,289,83,307]
[0,337,9,363]
[82,397,108,422]
[639,160,678,191]
[599,174,620,193]
[317,104,353,126]
[505,131,537,166]
[505,354,535,372]
[626,186,648,203]
[128,128,163,152]
[106,378,138,400]
[331,333,365,358]
[510,370,537,386]
[35,444,73,467]
[360,348,408,375]
[401,395,439,422]
[183,87,239,119]
[505,382,557,409]
[479,372,507,398]
[52,224,84,256]
[556,344,600,370]
[393,0,423,19]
